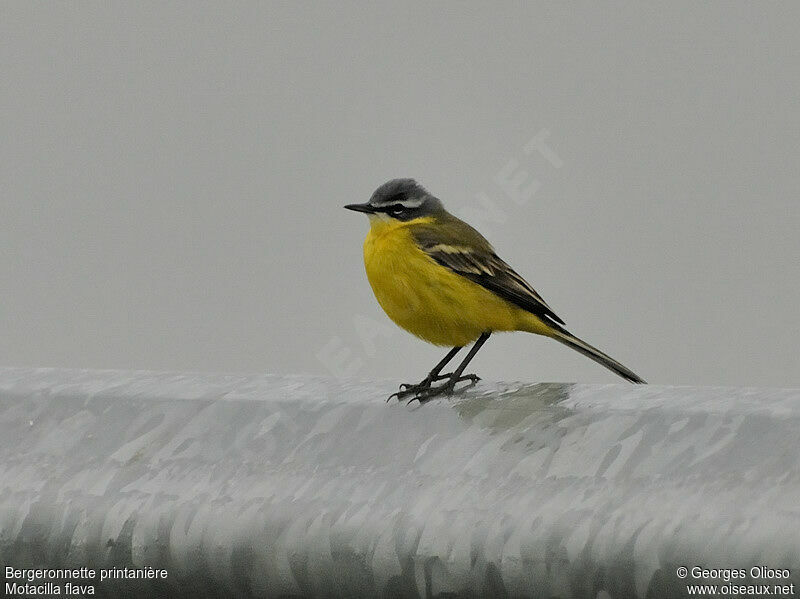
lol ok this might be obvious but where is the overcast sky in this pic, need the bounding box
[1,3,798,387]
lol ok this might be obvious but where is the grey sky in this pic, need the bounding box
[1,3,798,387]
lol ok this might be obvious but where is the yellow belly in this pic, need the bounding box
[363,218,550,346]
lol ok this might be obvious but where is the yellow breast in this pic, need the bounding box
[362,217,539,346]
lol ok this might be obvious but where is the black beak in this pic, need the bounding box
[344,203,375,214]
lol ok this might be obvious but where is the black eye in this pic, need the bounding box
[388,205,404,214]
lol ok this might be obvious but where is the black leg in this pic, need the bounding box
[411,332,491,404]
[447,332,490,386]
[409,346,462,387]
[387,346,462,402]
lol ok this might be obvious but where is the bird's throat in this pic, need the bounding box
[366,214,434,239]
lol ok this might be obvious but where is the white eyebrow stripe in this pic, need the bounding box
[372,198,424,209]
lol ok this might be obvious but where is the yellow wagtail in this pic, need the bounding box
[345,178,645,402]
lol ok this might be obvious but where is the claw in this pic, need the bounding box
[390,373,481,404]
[387,389,410,402]
[406,386,439,405]
[387,382,426,403]
[389,375,438,402]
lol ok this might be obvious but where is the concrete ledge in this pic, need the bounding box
[1,367,799,598]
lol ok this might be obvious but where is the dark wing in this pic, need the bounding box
[413,220,565,326]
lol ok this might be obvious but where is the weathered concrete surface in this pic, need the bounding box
[0,367,799,598]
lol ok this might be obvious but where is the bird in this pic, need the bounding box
[345,178,645,403]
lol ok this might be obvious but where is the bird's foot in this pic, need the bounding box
[387,373,446,402]
[398,373,450,391]
[409,374,481,404]
[387,373,480,404]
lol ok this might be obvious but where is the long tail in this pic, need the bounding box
[550,327,646,384]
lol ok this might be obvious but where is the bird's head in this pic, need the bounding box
[344,178,442,222]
